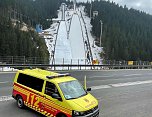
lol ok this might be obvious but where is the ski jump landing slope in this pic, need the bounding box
[45,6,102,66]
[54,13,86,64]
[54,21,72,63]
[69,14,85,60]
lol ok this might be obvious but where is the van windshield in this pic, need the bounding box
[59,80,87,100]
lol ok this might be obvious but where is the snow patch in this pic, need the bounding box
[43,4,102,66]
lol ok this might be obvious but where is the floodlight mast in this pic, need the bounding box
[90,0,92,18]
[100,20,103,47]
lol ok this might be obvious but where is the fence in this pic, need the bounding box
[1,56,152,70]
[103,60,151,66]
[1,64,152,71]
[0,56,152,65]
[0,56,49,64]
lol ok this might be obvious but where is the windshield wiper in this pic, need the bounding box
[77,93,87,98]
[67,97,77,100]
[67,93,87,100]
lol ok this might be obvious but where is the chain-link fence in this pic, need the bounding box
[0,56,152,66]
[0,56,49,64]
[103,60,151,66]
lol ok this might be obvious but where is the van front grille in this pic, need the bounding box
[85,105,98,115]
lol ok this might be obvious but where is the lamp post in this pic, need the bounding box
[100,20,103,47]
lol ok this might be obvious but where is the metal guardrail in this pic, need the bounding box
[1,64,152,70]
[1,56,152,70]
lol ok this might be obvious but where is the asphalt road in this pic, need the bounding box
[1,70,152,117]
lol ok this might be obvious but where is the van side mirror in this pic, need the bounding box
[52,93,62,101]
[87,88,91,91]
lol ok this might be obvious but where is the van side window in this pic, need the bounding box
[45,82,60,97]
[17,73,44,92]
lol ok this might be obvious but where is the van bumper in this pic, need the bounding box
[12,95,15,99]
[72,107,99,117]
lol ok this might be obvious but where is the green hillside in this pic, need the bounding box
[0,0,65,63]
[84,1,152,61]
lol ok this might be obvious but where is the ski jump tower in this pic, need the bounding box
[61,3,66,21]
[73,0,76,11]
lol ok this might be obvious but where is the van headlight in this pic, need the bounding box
[72,110,85,116]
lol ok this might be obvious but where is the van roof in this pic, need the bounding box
[18,68,76,83]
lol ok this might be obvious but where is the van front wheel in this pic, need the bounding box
[17,96,24,109]
[56,113,67,117]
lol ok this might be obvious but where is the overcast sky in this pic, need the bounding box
[76,0,152,15]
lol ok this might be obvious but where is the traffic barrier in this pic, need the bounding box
[0,64,152,71]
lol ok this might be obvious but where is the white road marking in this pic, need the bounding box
[91,85,111,90]
[91,80,152,90]
[91,75,113,78]
[110,80,152,87]
[1,80,152,102]
[0,95,13,102]
[91,73,142,78]
[123,74,141,77]
[0,81,11,84]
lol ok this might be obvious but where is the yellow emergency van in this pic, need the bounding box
[12,68,99,117]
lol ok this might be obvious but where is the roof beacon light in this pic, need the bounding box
[46,73,71,79]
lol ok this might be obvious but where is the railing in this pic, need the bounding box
[51,21,61,65]
[1,56,152,65]
[78,10,93,63]
[1,56,152,71]
[1,64,152,71]
[0,56,49,64]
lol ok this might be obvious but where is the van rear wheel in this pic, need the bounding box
[17,96,24,109]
